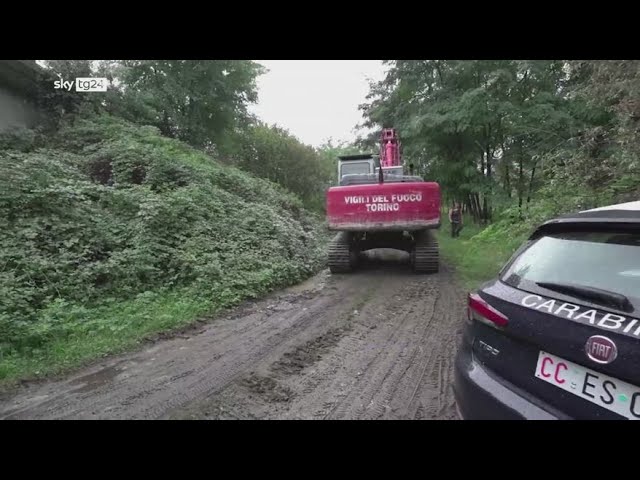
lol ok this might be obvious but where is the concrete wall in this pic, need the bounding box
[0,85,41,132]
[0,60,46,133]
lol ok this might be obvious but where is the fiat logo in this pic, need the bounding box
[585,335,618,364]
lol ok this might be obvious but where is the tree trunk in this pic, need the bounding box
[527,163,537,207]
[471,192,482,224]
[464,197,472,218]
[482,195,490,223]
[518,159,524,218]
[518,159,524,207]
[502,140,511,198]
[160,110,172,137]
[435,62,445,86]
[505,163,511,198]
[473,193,481,223]
[485,145,492,222]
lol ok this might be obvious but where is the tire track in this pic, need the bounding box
[0,256,467,420]
[321,279,432,419]
[334,281,440,419]
[1,278,363,420]
[404,266,462,419]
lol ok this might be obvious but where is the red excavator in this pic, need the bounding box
[325,128,441,273]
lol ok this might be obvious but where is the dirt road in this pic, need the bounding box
[0,252,465,420]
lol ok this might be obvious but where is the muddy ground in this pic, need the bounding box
[0,251,466,420]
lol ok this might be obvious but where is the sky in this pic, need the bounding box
[250,60,388,148]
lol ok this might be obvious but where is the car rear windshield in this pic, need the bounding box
[501,230,640,308]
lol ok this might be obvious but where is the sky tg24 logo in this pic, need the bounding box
[53,78,108,92]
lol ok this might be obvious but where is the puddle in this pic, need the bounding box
[285,271,328,295]
[69,364,123,393]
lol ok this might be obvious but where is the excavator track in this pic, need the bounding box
[411,230,439,274]
[328,232,356,273]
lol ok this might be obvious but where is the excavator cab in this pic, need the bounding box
[337,154,375,184]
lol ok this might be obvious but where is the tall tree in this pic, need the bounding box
[361,60,576,223]
[114,60,265,149]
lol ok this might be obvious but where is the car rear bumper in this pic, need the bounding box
[453,342,566,420]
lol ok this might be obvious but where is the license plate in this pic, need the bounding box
[535,351,640,420]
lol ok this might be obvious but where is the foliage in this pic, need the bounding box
[36,60,97,122]
[115,60,265,148]
[369,60,640,289]
[228,122,335,211]
[38,60,265,150]
[361,60,579,222]
[0,115,328,381]
[436,218,518,291]
[36,60,337,212]
[316,138,363,186]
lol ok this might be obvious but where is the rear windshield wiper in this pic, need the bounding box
[535,281,634,313]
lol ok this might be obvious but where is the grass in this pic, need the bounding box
[436,215,527,292]
[0,258,330,388]
[0,290,214,386]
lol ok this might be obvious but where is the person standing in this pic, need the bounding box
[449,202,463,238]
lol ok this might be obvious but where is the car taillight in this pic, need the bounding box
[467,292,509,328]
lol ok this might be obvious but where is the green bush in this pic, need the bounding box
[0,115,328,379]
